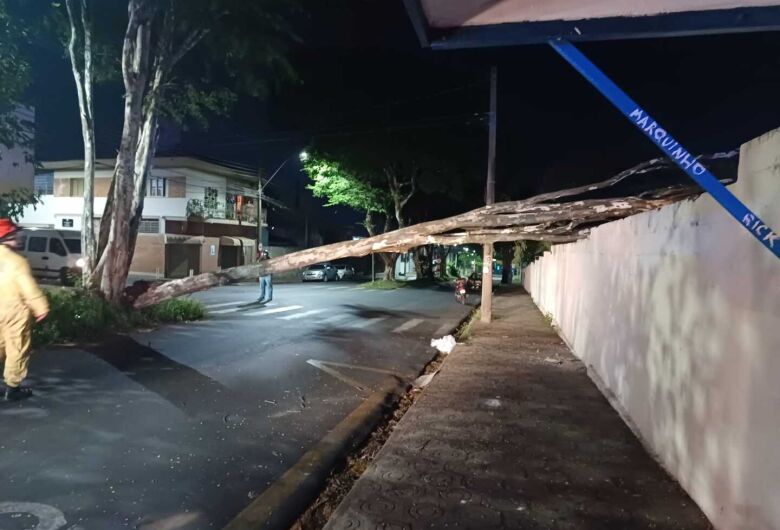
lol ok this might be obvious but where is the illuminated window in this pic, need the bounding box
[148,177,167,197]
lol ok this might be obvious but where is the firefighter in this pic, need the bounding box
[0,219,49,401]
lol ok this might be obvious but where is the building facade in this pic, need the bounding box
[19,157,264,278]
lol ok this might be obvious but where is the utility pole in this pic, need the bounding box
[257,168,264,252]
[481,66,497,323]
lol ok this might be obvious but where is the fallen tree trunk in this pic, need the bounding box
[133,170,717,308]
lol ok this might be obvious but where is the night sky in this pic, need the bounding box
[30,0,780,229]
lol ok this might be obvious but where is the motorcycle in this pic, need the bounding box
[454,277,468,304]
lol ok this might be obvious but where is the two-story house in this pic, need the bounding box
[19,157,267,278]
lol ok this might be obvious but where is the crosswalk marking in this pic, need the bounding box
[246,305,303,316]
[206,301,249,309]
[350,316,387,329]
[319,314,351,325]
[434,322,453,336]
[393,318,424,333]
[279,309,324,320]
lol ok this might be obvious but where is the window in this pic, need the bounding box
[69,178,84,197]
[49,238,67,257]
[28,237,47,252]
[64,239,81,254]
[34,173,54,195]
[138,218,160,234]
[204,187,218,210]
[18,236,27,250]
[61,218,74,228]
[148,177,167,197]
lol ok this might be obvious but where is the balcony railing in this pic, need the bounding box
[187,198,258,223]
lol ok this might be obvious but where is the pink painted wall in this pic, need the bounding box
[421,0,780,28]
[523,127,780,530]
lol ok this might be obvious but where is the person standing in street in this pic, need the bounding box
[0,219,49,401]
[257,243,273,304]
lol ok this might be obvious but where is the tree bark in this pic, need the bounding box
[100,0,154,303]
[65,0,96,286]
[132,175,708,309]
[127,111,159,270]
[500,243,514,284]
[88,1,211,301]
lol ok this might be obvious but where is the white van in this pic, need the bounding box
[17,229,84,285]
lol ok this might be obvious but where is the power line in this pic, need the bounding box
[206,112,489,149]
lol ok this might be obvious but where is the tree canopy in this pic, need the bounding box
[305,156,390,216]
[0,0,31,149]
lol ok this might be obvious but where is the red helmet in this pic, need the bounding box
[0,218,20,241]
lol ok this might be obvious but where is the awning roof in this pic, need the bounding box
[219,236,256,247]
[404,0,780,48]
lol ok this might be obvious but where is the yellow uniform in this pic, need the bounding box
[0,244,49,388]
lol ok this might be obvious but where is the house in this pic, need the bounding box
[0,107,35,194]
[19,157,268,278]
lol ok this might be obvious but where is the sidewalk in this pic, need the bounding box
[323,287,711,530]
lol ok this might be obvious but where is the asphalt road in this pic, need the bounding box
[0,281,471,530]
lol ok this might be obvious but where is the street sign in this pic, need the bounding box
[550,40,778,259]
[403,0,780,260]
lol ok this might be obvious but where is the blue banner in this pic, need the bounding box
[550,40,779,260]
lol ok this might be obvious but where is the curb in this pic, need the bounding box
[222,377,406,530]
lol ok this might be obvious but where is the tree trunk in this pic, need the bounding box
[65,0,96,286]
[411,249,422,279]
[381,254,396,281]
[131,169,708,309]
[127,111,159,270]
[99,0,153,303]
[440,249,448,279]
[496,242,515,284]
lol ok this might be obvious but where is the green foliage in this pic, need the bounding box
[34,0,297,130]
[186,198,206,218]
[0,188,40,221]
[360,279,406,290]
[0,0,32,149]
[144,298,205,323]
[514,240,551,268]
[304,156,390,214]
[447,264,459,278]
[155,0,299,128]
[33,289,205,346]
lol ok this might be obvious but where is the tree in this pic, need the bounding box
[131,158,721,308]
[304,155,401,280]
[0,189,40,221]
[305,124,479,281]
[63,0,97,285]
[0,0,32,150]
[50,0,295,303]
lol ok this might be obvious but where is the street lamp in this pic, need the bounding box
[257,150,307,249]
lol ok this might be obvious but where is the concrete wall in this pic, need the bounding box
[130,234,165,276]
[523,128,780,530]
[19,196,189,230]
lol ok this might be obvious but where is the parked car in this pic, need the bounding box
[17,229,84,285]
[301,263,339,282]
[335,264,356,280]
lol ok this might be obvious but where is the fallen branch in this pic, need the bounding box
[133,173,719,308]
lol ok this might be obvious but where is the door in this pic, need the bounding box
[48,237,69,272]
[165,244,201,278]
[220,246,239,269]
[26,236,55,277]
